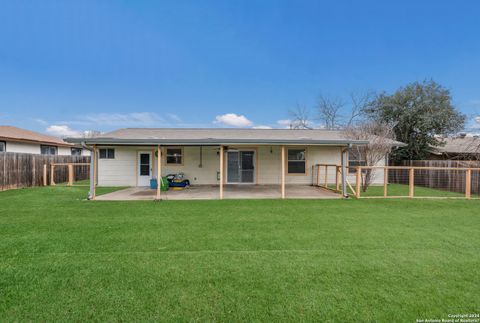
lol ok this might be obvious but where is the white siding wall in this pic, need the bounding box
[155,146,220,185]
[97,146,138,186]
[5,141,73,155]
[97,145,385,186]
[6,141,41,154]
[346,157,386,185]
[58,147,72,156]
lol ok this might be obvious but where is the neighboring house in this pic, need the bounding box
[0,125,89,156]
[67,128,402,199]
[429,134,480,160]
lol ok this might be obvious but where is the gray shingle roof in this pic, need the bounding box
[0,125,72,146]
[66,128,404,146]
[433,137,480,155]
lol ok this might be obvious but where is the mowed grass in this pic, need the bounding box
[361,183,465,198]
[328,183,466,198]
[0,186,479,322]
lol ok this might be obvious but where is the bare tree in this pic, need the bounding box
[83,130,102,138]
[347,91,375,126]
[286,91,376,130]
[465,137,480,162]
[316,95,344,129]
[344,121,396,191]
[288,104,312,129]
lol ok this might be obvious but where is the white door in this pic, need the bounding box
[137,151,152,186]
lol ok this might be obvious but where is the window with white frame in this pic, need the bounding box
[348,147,366,173]
[166,147,183,165]
[99,148,115,159]
[287,148,306,174]
[0,141,5,152]
[71,147,82,156]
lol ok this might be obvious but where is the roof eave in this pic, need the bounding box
[65,137,369,146]
[0,136,72,147]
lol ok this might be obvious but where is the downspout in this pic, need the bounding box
[198,146,203,168]
[341,144,351,198]
[81,141,95,200]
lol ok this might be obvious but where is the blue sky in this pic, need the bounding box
[1,0,480,136]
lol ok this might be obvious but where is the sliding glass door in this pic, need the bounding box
[227,151,255,183]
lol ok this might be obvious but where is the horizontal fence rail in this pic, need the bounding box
[391,160,480,196]
[313,162,480,199]
[0,152,90,191]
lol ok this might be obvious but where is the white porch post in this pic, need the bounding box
[219,145,224,199]
[89,145,97,200]
[281,145,286,199]
[156,145,161,200]
[341,146,348,197]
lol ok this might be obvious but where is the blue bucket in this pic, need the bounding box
[150,178,157,189]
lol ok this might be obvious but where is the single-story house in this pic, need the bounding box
[0,125,89,156]
[67,128,402,200]
[428,135,480,160]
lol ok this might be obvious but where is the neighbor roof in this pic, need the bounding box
[0,125,72,147]
[66,128,403,146]
[432,136,480,155]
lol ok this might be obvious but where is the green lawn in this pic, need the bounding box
[361,183,466,198]
[0,186,479,322]
[55,178,90,186]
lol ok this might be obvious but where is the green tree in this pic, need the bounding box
[365,80,465,161]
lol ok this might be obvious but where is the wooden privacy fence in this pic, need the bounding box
[313,163,480,199]
[0,152,90,191]
[48,162,90,186]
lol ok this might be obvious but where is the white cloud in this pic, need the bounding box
[166,113,182,122]
[46,125,81,138]
[277,119,292,128]
[34,118,48,125]
[69,112,165,126]
[214,113,253,127]
[469,116,480,130]
[252,125,272,129]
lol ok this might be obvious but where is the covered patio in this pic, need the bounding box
[87,143,350,201]
[95,184,341,201]
[63,128,374,201]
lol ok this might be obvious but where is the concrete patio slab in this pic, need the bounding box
[95,185,341,201]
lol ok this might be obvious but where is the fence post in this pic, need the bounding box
[336,166,340,191]
[316,165,320,186]
[383,167,388,197]
[50,164,55,186]
[465,169,471,199]
[32,156,36,187]
[324,165,328,187]
[68,164,74,186]
[409,168,414,198]
[311,165,314,185]
[43,164,47,186]
[355,167,361,198]
[2,153,5,190]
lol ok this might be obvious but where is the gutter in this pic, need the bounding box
[0,137,73,147]
[65,138,370,146]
